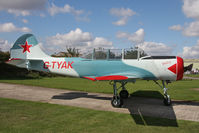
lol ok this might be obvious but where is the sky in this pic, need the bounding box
[0,0,199,58]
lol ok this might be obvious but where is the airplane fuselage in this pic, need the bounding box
[23,56,183,81]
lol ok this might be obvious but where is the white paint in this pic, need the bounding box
[122,58,177,81]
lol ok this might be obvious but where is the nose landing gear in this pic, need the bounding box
[163,95,171,106]
[154,80,172,106]
[162,81,171,106]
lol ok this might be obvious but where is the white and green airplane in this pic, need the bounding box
[7,34,192,107]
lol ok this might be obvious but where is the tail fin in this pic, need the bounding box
[7,34,49,69]
[10,34,49,59]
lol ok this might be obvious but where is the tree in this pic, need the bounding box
[66,47,80,57]
[124,49,138,59]
[0,50,10,63]
[94,51,107,59]
[51,47,80,57]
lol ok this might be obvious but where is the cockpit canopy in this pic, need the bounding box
[81,47,148,60]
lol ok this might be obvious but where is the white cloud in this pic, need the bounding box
[181,40,199,59]
[113,17,128,26]
[48,3,83,16]
[0,0,47,16]
[22,19,28,24]
[0,39,11,51]
[138,42,172,56]
[46,28,112,53]
[181,0,199,37]
[169,24,183,31]
[0,22,31,32]
[171,0,199,37]
[40,13,45,17]
[116,28,145,43]
[116,28,172,55]
[183,0,199,19]
[110,8,136,26]
[0,0,47,10]
[87,37,113,48]
[7,9,30,16]
[182,21,199,37]
[48,3,90,22]
[110,8,136,17]
[47,28,92,46]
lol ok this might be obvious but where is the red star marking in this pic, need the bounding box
[21,41,32,53]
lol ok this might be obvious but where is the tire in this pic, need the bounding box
[119,90,129,99]
[111,96,123,108]
[163,96,171,106]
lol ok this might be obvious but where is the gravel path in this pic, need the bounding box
[183,76,199,80]
[0,82,199,122]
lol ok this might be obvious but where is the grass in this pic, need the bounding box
[0,77,199,101]
[0,98,199,133]
[185,74,199,78]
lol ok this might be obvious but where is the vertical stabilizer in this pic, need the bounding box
[10,34,49,59]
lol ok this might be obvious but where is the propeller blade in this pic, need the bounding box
[184,64,193,72]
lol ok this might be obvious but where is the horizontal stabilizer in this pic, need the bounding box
[6,58,44,71]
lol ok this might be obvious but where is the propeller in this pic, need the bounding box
[184,64,193,72]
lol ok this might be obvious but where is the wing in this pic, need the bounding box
[83,72,141,81]
[82,69,157,81]
[83,75,129,81]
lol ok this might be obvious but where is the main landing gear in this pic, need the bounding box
[110,81,129,108]
[154,80,171,106]
[110,80,171,108]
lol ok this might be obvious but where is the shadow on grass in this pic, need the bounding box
[130,90,164,99]
[130,114,178,127]
[52,92,111,100]
[52,90,178,127]
[123,90,178,127]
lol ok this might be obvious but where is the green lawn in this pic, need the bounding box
[0,98,199,133]
[0,77,199,101]
[185,74,199,78]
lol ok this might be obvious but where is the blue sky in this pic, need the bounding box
[0,0,199,58]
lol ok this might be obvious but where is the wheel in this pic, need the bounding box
[111,96,123,108]
[119,90,129,99]
[163,95,171,106]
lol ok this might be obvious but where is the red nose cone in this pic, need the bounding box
[177,56,184,80]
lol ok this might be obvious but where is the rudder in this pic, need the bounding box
[10,34,49,60]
